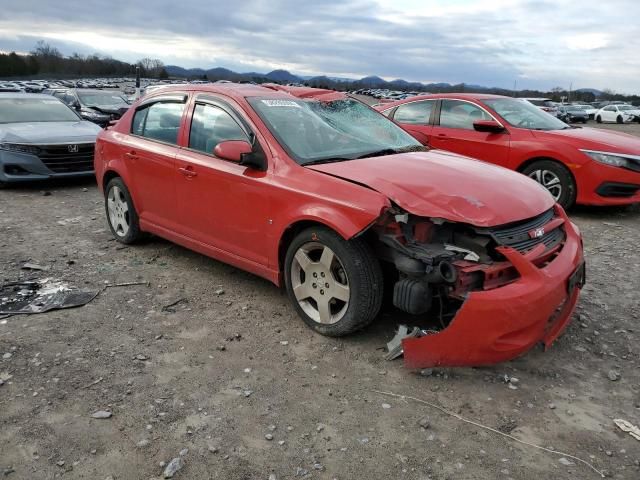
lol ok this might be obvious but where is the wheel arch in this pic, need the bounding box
[276,214,379,284]
[516,156,579,201]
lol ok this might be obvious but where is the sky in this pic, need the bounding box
[0,0,639,93]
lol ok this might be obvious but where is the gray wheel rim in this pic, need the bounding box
[107,185,130,237]
[290,242,350,325]
[528,169,562,201]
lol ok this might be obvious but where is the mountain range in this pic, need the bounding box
[165,65,605,96]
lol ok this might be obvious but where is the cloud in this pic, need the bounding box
[0,0,639,93]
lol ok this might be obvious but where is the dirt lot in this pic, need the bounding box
[1,126,640,480]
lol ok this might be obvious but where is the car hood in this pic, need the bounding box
[307,150,554,227]
[0,121,102,144]
[532,127,640,154]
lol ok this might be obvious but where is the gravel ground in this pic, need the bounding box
[1,125,639,479]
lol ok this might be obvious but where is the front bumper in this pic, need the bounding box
[574,160,640,206]
[402,216,584,368]
[0,149,94,183]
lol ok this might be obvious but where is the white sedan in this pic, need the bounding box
[595,104,640,124]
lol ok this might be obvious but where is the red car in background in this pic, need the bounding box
[94,84,584,368]
[377,94,640,208]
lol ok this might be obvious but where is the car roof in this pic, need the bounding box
[0,92,59,100]
[142,83,347,102]
[377,92,513,108]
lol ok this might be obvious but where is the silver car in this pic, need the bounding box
[0,93,102,187]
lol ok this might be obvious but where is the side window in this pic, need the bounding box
[439,100,491,130]
[604,106,615,112]
[393,101,434,124]
[188,103,248,154]
[131,102,185,145]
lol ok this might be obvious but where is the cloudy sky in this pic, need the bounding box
[1,0,639,92]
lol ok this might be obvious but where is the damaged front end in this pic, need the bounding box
[372,203,585,368]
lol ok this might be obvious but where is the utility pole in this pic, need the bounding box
[135,66,141,100]
[568,82,572,103]
[513,80,517,97]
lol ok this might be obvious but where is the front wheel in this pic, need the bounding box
[284,226,383,337]
[617,115,624,124]
[596,115,602,123]
[522,160,577,209]
[105,177,143,244]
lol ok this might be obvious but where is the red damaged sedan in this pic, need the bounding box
[377,93,640,209]
[94,84,585,368]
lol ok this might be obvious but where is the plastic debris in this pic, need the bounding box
[385,325,423,360]
[614,419,640,441]
[0,279,99,316]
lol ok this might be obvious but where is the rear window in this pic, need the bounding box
[0,97,80,123]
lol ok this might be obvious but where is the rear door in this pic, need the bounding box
[429,99,510,168]
[174,96,272,265]
[124,94,187,230]
[389,100,436,145]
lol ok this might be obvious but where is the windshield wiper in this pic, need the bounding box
[354,145,429,159]
[302,157,354,166]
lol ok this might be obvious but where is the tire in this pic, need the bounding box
[104,177,143,244]
[617,115,623,124]
[522,160,577,209]
[284,226,383,337]
[596,115,602,123]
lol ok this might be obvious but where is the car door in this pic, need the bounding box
[174,96,271,265]
[602,106,616,122]
[429,99,510,167]
[124,94,187,231]
[389,100,436,145]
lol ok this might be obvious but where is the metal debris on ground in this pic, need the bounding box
[385,325,423,360]
[21,262,50,271]
[0,279,100,316]
[614,419,640,441]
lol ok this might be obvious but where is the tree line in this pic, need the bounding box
[0,41,168,79]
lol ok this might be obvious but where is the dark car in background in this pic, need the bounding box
[0,93,101,186]
[557,105,589,124]
[50,88,131,127]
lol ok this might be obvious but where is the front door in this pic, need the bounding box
[174,99,271,265]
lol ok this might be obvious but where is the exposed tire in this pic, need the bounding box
[284,226,383,337]
[596,115,602,123]
[104,177,143,244]
[617,115,624,124]
[522,160,577,209]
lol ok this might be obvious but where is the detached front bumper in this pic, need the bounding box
[402,217,584,368]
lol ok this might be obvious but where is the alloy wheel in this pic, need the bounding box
[107,185,130,237]
[528,169,562,201]
[290,242,350,324]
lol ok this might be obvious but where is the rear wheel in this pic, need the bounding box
[522,160,577,209]
[105,177,143,244]
[596,115,602,123]
[284,226,383,337]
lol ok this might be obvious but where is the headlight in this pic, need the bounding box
[0,143,40,155]
[581,149,640,172]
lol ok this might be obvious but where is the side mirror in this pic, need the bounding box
[473,120,505,133]
[213,140,253,163]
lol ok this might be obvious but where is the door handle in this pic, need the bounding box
[124,151,138,160]
[178,166,197,178]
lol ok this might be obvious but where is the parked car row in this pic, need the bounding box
[351,88,424,100]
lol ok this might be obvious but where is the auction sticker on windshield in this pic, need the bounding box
[261,99,301,108]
